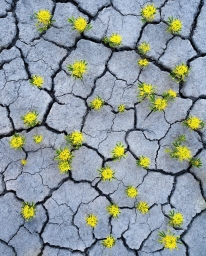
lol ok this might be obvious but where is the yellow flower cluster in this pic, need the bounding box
[126,186,138,198]
[169,210,184,227]
[137,58,149,68]
[55,147,73,173]
[86,214,98,228]
[183,116,204,130]
[153,97,168,111]
[21,202,36,221]
[21,159,27,166]
[107,204,121,218]
[112,142,126,160]
[9,134,26,150]
[158,231,180,250]
[33,134,43,144]
[167,17,182,34]
[102,235,116,248]
[118,104,126,113]
[68,16,92,33]
[138,82,156,101]
[34,9,54,32]
[138,42,150,55]
[67,60,88,79]
[66,131,84,149]
[103,33,122,48]
[98,166,115,181]
[173,145,192,161]
[30,75,44,88]
[136,156,151,169]
[141,4,157,22]
[90,96,104,110]
[22,111,39,127]
[162,89,177,101]
[136,201,149,214]
[171,63,190,82]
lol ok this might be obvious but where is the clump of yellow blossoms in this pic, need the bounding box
[33,135,43,144]
[21,202,36,221]
[171,63,190,82]
[9,133,26,150]
[98,165,115,181]
[68,16,92,33]
[34,10,55,32]
[112,142,126,160]
[167,17,182,34]
[89,96,104,110]
[150,95,168,111]
[183,116,204,131]
[136,201,149,214]
[66,131,84,149]
[138,42,150,55]
[102,235,116,248]
[137,58,149,68]
[158,230,181,250]
[126,186,138,198]
[162,89,177,101]
[118,104,126,113]
[137,82,156,101]
[140,4,157,22]
[86,214,98,228]
[67,60,88,79]
[22,111,39,127]
[136,156,151,169]
[103,33,122,48]
[165,135,202,167]
[21,159,27,166]
[30,75,44,88]
[168,210,184,227]
[107,204,121,218]
[55,147,73,173]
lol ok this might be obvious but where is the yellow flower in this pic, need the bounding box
[68,16,92,33]
[159,231,180,250]
[90,96,104,110]
[22,111,39,127]
[33,135,43,144]
[106,204,121,218]
[137,201,149,214]
[21,202,36,221]
[136,156,150,169]
[138,42,150,55]
[152,97,168,111]
[9,134,25,150]
[58,161,71,173]
[21,159,27,166]
[86,214,98,228]
[138,58,149,68]
[103,33,122,48]
[34,10,54,32]
[171,63,190,82]
[30,75,44,88]
[173,145,192,161]
[67,60,88,79]
[56,148,73,162]
[66,131,84,149]
[102,235,116,248]
[184,116,204,130]
[112,142,126,160]
[98,166,115,181]
[118,104,126,113]
[141,4,157,22]
[126,186,138,198]
[169,210,184,227]
[167,17,182,34]
[138,82,156,100]
[163,89,177,101]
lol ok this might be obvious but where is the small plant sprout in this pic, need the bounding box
[162,89,177,101]
[183,116,204,131]
[21,159,27,166]
[106,204,121,218]
[137,58,149,68]
[102,235,116,248]
[103,33,122,48]
[21,202,36,221]
[170,63,190,82]
[125,186,138,198]
[167,17,182,34]
[165,135,202,167]
[67,16,92,33]
[86,214,98,228]
[140,4,157,22]
[158,230,181,250]
[30,75,44,88]
[55,147,73,174]
[136,201,149,214]
[149,95,168,111]
[118,104,126,113]
[137,82,156,101]
[136,156,151,169]
[66,131,84,149]
[22,111,39,128]
[112,142,126,160]
[9,133,26,150]
[98,165,115,181]
[138,42,150,55]
[169,210,184,227]
[89,96,104,110]
[33,135,43,144]
[67,60,88,80]
[34,9,55,32]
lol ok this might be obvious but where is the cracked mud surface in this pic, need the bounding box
[0,0,206,255]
